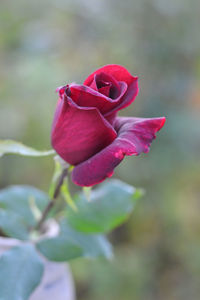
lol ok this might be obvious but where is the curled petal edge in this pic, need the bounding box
[71,116,166,186]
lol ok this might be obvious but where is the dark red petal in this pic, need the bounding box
[98,85,111,97]
[89,76,98,91]
[51,97,117,165]
[91,73,121,99]
[114,116,166,154]
[84,64,135,87]
[71,116,166,186]
[104,111,117,125]
[51,97,64,133]
[84,65,139,115]
[105,76,138,116]
[69,82,127,115]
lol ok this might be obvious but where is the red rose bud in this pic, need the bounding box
[51,64,166,186]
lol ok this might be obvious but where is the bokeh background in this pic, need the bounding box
[0,0,200,299]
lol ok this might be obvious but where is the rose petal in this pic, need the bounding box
[105,76,138,115]
[98,84,111,97]
[114,116,166,154]
[84,64,135,87]
[51,97,64,134]
[71,116,166,186]
[84,64,139,115]
[104,111,117,125]
[90,72,121,99]
[69,82,127,115]
[51,96,117,165]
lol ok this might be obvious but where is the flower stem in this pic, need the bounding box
[34,168,68,231]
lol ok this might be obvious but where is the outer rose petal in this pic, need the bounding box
[83,64,139,115]
[71,116,166,186]
[51,96,117,165]
[114,116,166,154]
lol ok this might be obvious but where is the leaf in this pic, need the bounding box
[37,220,112,262]
[0,209,29,240]
[66,179,143,233]
[61,181,77,212]
[0,244,44,300]
[0,139,55,157]
[0,185,50,228]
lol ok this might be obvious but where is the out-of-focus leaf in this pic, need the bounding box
[0,209,29,240]
[61,181,77,212]
[0,185,49,227]
[66,179,143,233]
[0,244,44,300]
[0,139,54,157]
[37,220,112,262]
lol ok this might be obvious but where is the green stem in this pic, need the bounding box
[34,168,68,231]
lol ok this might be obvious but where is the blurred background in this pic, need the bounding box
[0,0,200,299]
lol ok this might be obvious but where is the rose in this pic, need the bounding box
[51,64,165,186]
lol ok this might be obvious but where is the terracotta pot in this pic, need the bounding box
[0,221,76,300]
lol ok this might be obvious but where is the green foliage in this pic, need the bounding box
[37,220,112,262]
[0,185,50,237]
[0,140,54,157]
[0,244,44,300]
[61,180,78,211]
[36,179,142,263]
[0,209,29,240]
[66,179,143,233]
[0,179,141,262]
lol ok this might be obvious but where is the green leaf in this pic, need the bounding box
[0,209,29,240]
[66,179,143,233]
[0,185,50,228]
[61,181,77,212]
[37,220,112,262]
[0,244,44,300]
[0,139,54,157]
